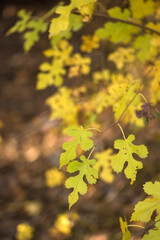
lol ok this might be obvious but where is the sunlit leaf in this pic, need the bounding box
[65,155,98,208]
[111,134,148,184]
[131,181,160,222]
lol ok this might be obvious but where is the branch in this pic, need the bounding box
[93,12,160,36]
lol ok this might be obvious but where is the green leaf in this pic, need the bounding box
[95,7,139,43]
[6,9,32,35]
[65,155,98,208]
[142,221,160,240]
[49,0,97,37]
[119,217,131,240]
[129,0,155,19]
[131,181,160,222]
[60,126,93,168]
[94,149,114,183]
[134,34,158,62]
[111,134,148,184]
[23,19,48,52]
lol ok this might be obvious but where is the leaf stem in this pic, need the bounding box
[87,128,101,132]
[127,224,145,229]
[139,93,148,103]
[87,146,96,160]
[117,123,126,140]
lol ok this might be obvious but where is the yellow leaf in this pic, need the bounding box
[108,47,135,69]
[81,35,99,53]
[94,149,114,183]
[45,168,65,187]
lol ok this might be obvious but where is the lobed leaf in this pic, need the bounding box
[60,126,94,168]
[111,134,148,184]
[65,155,98,208]
[129,0,155,19]
[131,181,160,222]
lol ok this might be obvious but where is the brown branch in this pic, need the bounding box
[93,12,160,36]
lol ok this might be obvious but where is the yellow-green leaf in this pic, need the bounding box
[131,181,160,222]
[65,155,98,208]
[111,134,148,184]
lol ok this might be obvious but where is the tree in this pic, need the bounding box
[7,0,160,239]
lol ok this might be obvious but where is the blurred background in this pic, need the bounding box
[0,0,160,240]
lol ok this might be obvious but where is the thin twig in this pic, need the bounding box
[87,84,141,159]
[93,12,160,36]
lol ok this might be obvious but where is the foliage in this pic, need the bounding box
[7,0,160,239]
[111,134,148,184]
[131,181,160,222]
[142,221,160,240]
[16,223,34,240]
[119,217,131,240]
[66,155,98,208]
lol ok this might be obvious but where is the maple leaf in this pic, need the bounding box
[108,47,135,69]
[134,34,158,62]
[60,126,93,168]
[129,0,155,19]
[65,155,98,208]
[119,217,131,240]
[46,87,78,127]
[111,134,148,184]
[49,0,97,38]
[94,149,114,183]
[142,221,160,240]
[131,181,160,222]
[95,7,139,43]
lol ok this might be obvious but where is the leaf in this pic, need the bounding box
[23,19,48,52]
[147,59,160,104]
[36,40,73,89]
[6,9,32,35]
[111,134,148,184]
[131,181,160,222]
[93,69,110,84]
[142,221,160,240]
[129,0,155,19]
[108,47,135,69]
[67,53,91,78]
[133,34,158,62]
[50,13,83,46]
[60,126,94,168]
[80,35,99,53]
[95,7,139,43]
[119,217,131,240]
[94,149,114,183]
[49,0,97,38]
[65,155,98,208]
[37,59,66,88]
[46,87,78,127]
[45,168,65,188]
[107,74,144,127]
